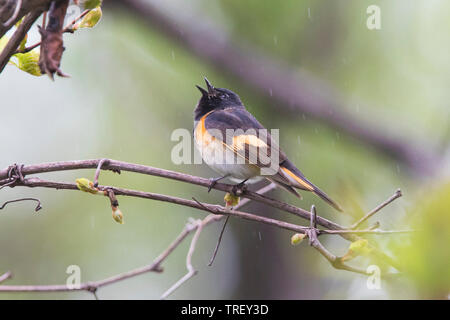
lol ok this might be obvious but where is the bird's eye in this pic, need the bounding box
[219,93,228,99]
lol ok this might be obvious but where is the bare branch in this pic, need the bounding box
[63,8,89,32]
[351,189,403,229]
[93,158,108,187]
[160,218,203,300]
[0,197,42,211]
[306,206,369,275]
[0,159,403,270]
[8,176,311,234]
[208,215,230,266]
[319,229,414,235]
[0,1,52,38]
[0,271,12,283]
[0,256,163,294]
[0,183,275,296]
[0,159,407,296]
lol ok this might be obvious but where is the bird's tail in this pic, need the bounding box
[310,184,343,212]
[276,160,343,212]
[267,177,302,199]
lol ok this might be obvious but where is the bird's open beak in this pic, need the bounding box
[196,77,215,97]
[196,85,208,96]
[204,77,215,95]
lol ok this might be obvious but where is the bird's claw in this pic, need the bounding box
[207,175,229,193]
[208,177,220,193]
[232,182,248,196]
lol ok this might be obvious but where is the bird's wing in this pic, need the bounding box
[203,107,287,170]
[202,107,343,211]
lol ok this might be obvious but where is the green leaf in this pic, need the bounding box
[74,7,102,30]
[76,178,99,194]
[81,0,103,10]
[12,49,42,76]
[291,233,306,246]
[341,239,372,261]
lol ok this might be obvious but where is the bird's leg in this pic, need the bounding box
[208,175,229,193]
[232,179,249,196]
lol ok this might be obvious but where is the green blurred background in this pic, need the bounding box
[0,0,449,299]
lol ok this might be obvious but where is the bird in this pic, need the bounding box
[193,78,343,212]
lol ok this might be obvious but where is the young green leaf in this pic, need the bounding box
[224,192,240,208]
[291,233,306,246]
[74,7,102,30]
[341,239,372,261]
[80,0,103,10]
[76,178,100,194]
[13,49,42,76]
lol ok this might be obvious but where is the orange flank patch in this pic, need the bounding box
[281,167,314,191]
[195,112,215,147]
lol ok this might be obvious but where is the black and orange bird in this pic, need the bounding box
[193,78,343,212]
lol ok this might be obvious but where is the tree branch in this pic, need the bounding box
[0,159,408,297]
[0,182,274,297]
[0,158,404,270]
[350,189,403,229]
[160,218,203,300]
[0,0,51,37]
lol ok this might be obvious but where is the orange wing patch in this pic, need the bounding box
[281,167,314,191]
[232,134,268,150]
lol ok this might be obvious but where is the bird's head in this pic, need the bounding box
[194,78,243,120]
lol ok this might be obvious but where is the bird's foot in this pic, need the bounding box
[208,176,228,193]
[231,179,248,196]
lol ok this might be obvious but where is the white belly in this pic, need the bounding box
[194,121,261,182]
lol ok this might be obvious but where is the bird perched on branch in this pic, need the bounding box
[193,78,343,212]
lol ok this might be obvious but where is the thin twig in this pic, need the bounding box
[306,205,369,275]
[0,197,42,212]
[0,259,163,293]
[160,219,203,299]
[93,158,108,187]
[0,271,12,283]
[14,40,40,54]
[208,215,230,266]
[351,189,403,229]
[319,229,414,235]
[64,8,89,32]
